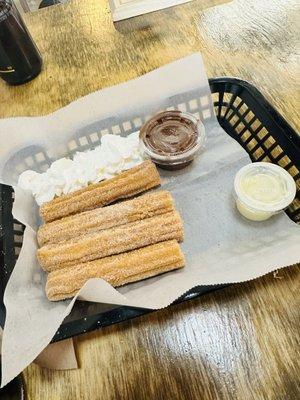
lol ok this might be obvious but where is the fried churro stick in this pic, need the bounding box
[40,160,161,223]
[46,240,185,301]
[37,211,184,272]
[37,191,174,246]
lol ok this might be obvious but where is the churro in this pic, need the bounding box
[37,191,174,246]
[46,240,185,301]
[40,160,161,222]
[37,211,184,272]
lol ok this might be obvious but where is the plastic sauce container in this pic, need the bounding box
[139,110,206,170]
[234,162,296,221]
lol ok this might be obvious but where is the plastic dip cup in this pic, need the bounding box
[234,162,296,221]
[140,111,206,170]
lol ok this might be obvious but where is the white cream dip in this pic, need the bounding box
[234,162,296,222]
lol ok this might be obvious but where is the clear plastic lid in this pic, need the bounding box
[139,111,206,168]
[234,162,296,212]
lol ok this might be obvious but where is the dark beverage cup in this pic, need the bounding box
[0,0,42,85]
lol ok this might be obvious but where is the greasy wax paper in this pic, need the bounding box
[0,54,299,386]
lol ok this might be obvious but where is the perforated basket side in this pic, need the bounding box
[0,186,24,270]
[209,78,300,223]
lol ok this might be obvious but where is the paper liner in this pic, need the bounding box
[0,54,299,386]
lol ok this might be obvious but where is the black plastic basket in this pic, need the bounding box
[0,78,299,342]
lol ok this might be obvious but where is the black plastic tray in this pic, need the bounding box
[0,78,299,342]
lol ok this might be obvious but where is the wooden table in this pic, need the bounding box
[1,0,299,399]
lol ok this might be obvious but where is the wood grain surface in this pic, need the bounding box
[1,0,299,399]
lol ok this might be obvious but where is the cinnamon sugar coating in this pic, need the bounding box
[40,160,161,222]
[46,240,185,301]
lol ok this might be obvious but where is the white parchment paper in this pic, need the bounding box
[0,54,299,386]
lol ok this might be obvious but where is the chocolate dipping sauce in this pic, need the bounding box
[140,111,205,170]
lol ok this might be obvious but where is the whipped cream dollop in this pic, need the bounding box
[18,132,144,205]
